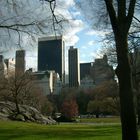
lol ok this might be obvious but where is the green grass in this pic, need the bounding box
[79,117,121,124]
[0,120,122,140]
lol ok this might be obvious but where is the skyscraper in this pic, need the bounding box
[80,62,93,80]
[68,46,80,87]
[15,50,26,75]
[38,36,65,83]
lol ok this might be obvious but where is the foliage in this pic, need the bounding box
[87,100,103,118]
[48,82,119,117]
[76,90,90,114]
[61,99,78,119]
[48,88,78,113]
[40,99,54,116]
[49,88,91,115]
[87,80,120,115]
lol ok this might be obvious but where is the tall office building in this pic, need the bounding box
[68,46,80,87]
[38,36,65,83]
[15,50,26,75]
[80,62,93,80]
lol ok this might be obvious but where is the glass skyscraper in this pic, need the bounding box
[68,46,80,87]
[38,36,65,83]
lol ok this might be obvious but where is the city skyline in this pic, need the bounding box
[0,0,106,73]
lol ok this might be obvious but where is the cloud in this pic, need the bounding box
[86,30,109,37]
[0,0,83,49]
[89,49,101,60]
[71,11,81,17]
[88,40,96,46]
[0,0,84,69]
[64,35,79,46]
[26,54,37,70]
[57,0,74,8]
[63,19,84,46]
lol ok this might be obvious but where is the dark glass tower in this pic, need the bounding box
[68,46,80,87]
[80,62,93,80]
[38,36,65,83]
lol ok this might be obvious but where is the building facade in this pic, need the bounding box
[68,46,80,87]
[31,71,51,95]
[38,36,65,83]
[4,58,15,77]
[15,50,26,75]
[91,55,115,85]
[28,70,62,95]
[0,55,7,78]
[80,76,95,89]
[80,62,93,80]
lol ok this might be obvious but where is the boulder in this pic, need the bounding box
[15,114,25,121]
[0,101,56,124]
[0,112,9,120]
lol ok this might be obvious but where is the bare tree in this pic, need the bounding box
[99,2,140,125]
[99,2,138,139]
[0,0,67,53]
[0,71,48,114]
[0,72,33,113]
[76,0,139,139]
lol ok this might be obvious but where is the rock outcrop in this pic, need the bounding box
[0,101,56,124]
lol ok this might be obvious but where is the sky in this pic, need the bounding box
[0,0,107,73]
[25,0,106,73]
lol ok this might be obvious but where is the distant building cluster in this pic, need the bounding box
[0,55,15,78]
[80,55,115,89]
[0,35,116,95]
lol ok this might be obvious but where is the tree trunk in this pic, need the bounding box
[15,98,20,114]
[115,35,138,140]
[137,91,140,125]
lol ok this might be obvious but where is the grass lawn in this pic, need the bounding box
[0,120,122,140]
[79,117,121,124]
